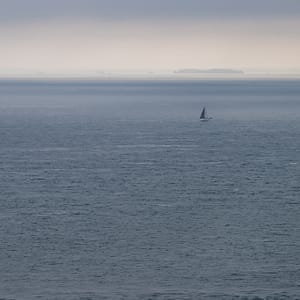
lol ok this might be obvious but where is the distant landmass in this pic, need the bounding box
[175,68,244,74]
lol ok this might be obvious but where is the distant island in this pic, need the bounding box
[174,68,244,74]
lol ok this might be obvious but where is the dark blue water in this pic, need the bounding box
[0,79,299,299]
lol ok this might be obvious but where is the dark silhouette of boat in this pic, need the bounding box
[200,107,212,121]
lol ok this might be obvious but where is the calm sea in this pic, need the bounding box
[0,79,299,299]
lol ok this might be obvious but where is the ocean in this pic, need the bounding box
[0,79,299,299]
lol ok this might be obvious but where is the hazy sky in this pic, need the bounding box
[1,0,300,75]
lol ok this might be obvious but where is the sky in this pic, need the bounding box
[1,0,300,76]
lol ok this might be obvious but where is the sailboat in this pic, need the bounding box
[200,107,212,121]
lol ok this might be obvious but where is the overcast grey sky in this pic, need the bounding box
[1,0,300,22]
[1,0,300,75]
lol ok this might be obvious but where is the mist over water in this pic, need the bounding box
[0,79,299,299]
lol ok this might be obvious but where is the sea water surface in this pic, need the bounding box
[0,79,299,299]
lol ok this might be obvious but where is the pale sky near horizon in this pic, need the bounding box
[1,0,300,75]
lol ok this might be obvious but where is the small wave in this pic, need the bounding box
[33,147,70,152]
[116,144,197,149]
